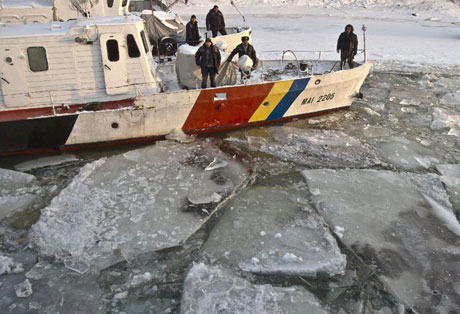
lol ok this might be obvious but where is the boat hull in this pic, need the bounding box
[0,63,371,155]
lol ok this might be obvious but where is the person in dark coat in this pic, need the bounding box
[186,15,200,46]
[206,5,227,38]
[227,36,257,79]
[337,24,358,70]
[195,38,221,89]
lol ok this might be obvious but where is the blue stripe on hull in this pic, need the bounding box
[266,78,310,121]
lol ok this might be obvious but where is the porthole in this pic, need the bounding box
[5,57,12,63]
[263,101,269,107]
[315,79,321,85]
[111,122,119,129]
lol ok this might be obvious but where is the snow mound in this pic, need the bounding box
[202,185,346,277]
[30,140,252,273]
[181,263,330,314]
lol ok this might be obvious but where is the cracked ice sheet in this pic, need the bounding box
[302,169,460,313]
[0,257,104,314]
[180,263,330,314]
[30,140,251,273]
[202,185,346,277]
[227,126,381,168]
[0,168,41,221]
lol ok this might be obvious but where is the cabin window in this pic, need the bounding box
[27,47,48,72]
[122,0,128,7]
[106,39,119,62]
[140,30,149,53]
[127,34,140,58]
[107,0,114,8]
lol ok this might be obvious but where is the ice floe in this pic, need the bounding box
[228,126,380,168]
[30,140,252,272]
[0,168,42,220]
[302,169,460,312]
[14,154,79,172]
[202,185,346,277]
[180,263,330,314]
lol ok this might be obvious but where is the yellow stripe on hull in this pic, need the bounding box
[249,81,293,122]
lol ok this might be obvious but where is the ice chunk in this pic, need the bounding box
[14,154,79,172]
[202,186,346,277]
[302,169,460,312]
[422,195,460,236]
[114,291,129,300]
[376,136,439,170]
[14,279,32,298]
[181,263,330,314]
[204,157,228,171]
[228,126,380,168]
[30,140,251,272]
[0,168,41,220]
[1,259,105,312]
[431,108,460,130]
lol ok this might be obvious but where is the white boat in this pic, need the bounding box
[0,15,371,154]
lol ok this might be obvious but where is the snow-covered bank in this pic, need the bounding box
[175,2,460,65]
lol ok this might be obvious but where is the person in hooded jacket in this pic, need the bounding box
[206,5,227,37]
[195,38,221,89]
[337,24,358,70]
[186,15,200,46]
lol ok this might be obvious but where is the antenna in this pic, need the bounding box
[361,24,367,63]
[230,0,246,28]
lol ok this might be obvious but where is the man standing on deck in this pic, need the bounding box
[337,24,358,70]
[227,36,258,79]
[186,15,200,46]
[195,38,221,89]
[206,5,227,37]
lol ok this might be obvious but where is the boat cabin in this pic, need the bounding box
[0,15,159,109]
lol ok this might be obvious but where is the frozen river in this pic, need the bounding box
[1,5,460,314]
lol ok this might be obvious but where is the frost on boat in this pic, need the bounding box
[30,140,252,272]
[302,169,460,313]
[202,185,346,277]
[180,263,330,314]
[0,168,41,220]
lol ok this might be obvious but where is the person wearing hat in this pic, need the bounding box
[227,36,258,79]
[195,38,221,89]
[337,24,358,70]
[206,5,227,38]
[186,15,200,46]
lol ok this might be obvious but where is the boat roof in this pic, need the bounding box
[0,0,52,8]
[0,15,142,39]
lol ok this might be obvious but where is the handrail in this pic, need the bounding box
[281,50,300,76]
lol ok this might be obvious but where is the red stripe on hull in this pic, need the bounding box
[182,83,275,132]
[0,99,134,123]
[0,106,349,157]
[185,106,350,135]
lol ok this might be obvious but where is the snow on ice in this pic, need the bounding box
[180,263,330,314]
[202,185,346,277]
[302,169,460,313]
[30,140,252,272]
